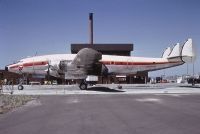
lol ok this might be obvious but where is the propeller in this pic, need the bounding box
[46,61,51,84]
[18,65,23,74]
[46,60,62,84]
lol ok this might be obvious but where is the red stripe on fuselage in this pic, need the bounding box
[23,61,48,67]
[9,61,48,69]
[100,61,179,65]
[9,60,180,69]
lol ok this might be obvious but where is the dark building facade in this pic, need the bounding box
[0,70,20,84]
[71,44,133,56]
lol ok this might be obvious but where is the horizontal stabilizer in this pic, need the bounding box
[181,38,196,63]
[162,47,171,58]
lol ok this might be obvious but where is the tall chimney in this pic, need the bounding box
[89,13,93,45]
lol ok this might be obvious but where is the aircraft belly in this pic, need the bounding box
[22,66,33,73]
[106,65,137,74]
[143,62,183,71]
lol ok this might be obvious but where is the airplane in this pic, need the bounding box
[5,38,195,90]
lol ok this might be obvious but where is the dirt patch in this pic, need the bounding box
[0,95,38,114]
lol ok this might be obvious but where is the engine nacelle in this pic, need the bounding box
[49,60,60,70]
[48,69,60,77]
[59,60,70,72]
[47,60,63,77]
[59,60,107,76]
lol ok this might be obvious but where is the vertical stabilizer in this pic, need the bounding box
[162,47,171,58]
[181,38,196,63]
[168,43,181,58]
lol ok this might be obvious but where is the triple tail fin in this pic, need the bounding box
[181,38,196,63]
[162,43,181,59]
[161,38,196,63]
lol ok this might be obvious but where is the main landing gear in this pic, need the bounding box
[79,80,88,90]
[18,85,24,90]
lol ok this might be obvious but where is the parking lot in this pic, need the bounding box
[1,93,200,134]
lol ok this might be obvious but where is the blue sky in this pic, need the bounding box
[0,0,199,76]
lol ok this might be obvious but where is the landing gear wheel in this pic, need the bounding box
[79,82,88,90]
[18,85,24,90]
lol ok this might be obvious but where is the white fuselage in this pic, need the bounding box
[7,54,184,76]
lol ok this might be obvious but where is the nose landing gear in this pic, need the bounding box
[18,85,24,90]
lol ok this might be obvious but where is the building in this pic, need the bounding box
[0,70,20,84]
[71,44,133,56]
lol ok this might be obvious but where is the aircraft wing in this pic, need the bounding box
[60,48,108,79]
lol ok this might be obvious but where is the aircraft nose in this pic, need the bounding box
[5,66,8,71]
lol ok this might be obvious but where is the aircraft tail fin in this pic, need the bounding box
[167,43,181,59]
[161,38,195,63]
[181,38,196,63]
[162,47,171,58]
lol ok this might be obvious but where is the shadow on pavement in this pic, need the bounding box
[87,87,125,92]
[179,85,200,88]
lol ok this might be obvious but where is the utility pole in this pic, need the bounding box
[192,57,195,86]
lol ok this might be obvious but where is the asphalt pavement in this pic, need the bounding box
[1,94,200,134]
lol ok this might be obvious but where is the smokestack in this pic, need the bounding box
[89,13,93,45]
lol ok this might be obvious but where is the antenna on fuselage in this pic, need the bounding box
[35,52,38,56]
